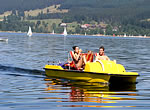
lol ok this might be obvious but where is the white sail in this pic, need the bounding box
[52,30,55,34]
[124,33,126,37]
[63,27,67,36]
[27,26,32,37]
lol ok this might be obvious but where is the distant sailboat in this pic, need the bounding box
[27,26,32,37]
[124,33,126,37]
[63,27,67,36]
[85,32,86,36]
[52,30,55,34]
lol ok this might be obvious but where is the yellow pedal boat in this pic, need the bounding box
[44,60,139,84]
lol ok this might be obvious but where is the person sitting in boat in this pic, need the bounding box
[95,46,110,61]
[71,46,86,69]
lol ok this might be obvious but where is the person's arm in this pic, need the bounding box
[95,56,98,60]
[95,53,99,60]
[106,56,110,61]
[72,52,81,61]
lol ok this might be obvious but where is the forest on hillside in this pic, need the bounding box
[1,0,150,36]
[0,0,63,14]
[1,0,150,21]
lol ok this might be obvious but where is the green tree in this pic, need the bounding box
[106,25,113,35]
[75,25,81,34]
[37,20,41,26]
[52,23,56,30]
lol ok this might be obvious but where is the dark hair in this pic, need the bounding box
[99,46,105,51]
[72,46,78,50]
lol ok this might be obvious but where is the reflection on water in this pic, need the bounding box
[44,78,138,108]
[0,33,150,109]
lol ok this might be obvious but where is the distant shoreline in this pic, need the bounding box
[0,31,150,38]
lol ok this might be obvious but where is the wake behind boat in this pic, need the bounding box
[0,38,8,42]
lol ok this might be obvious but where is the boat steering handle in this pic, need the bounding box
[94,60,105,71]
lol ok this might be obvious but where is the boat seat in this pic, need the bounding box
[69,51,78,70]
[83,51,94,62]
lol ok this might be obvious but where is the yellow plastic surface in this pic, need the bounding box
[44,60,139,76]
[84,60,138,75]
[45,65,64,70]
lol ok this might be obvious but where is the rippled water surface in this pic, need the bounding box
[0,32,150,110]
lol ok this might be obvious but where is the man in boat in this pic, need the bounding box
[71,46,86,69]
[95,46,110,61]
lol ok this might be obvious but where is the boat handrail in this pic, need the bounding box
[94,60,105,71]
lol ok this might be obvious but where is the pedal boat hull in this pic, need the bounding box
[44,60,139,84]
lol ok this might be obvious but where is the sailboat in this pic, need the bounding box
[52,30,55,34]
[27,26,32,37]
[63,27,67,36]
[124,33,127,37]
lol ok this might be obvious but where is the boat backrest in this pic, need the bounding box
[69,51,78,69]
[83,51,94,62]
[95,53,98,56]
[70,51,74,60]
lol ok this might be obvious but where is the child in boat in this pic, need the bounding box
[95,46,110,61]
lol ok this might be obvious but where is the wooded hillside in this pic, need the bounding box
[1,0,150,22]
[0,0,63,14]
[1,0,150,36]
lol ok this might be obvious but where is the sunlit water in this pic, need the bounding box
[0,32,150,110]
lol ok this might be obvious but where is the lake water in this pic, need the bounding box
[0,32,150,110]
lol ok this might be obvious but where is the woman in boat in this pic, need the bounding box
[95,46,110,61]
[71,46,86,69]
